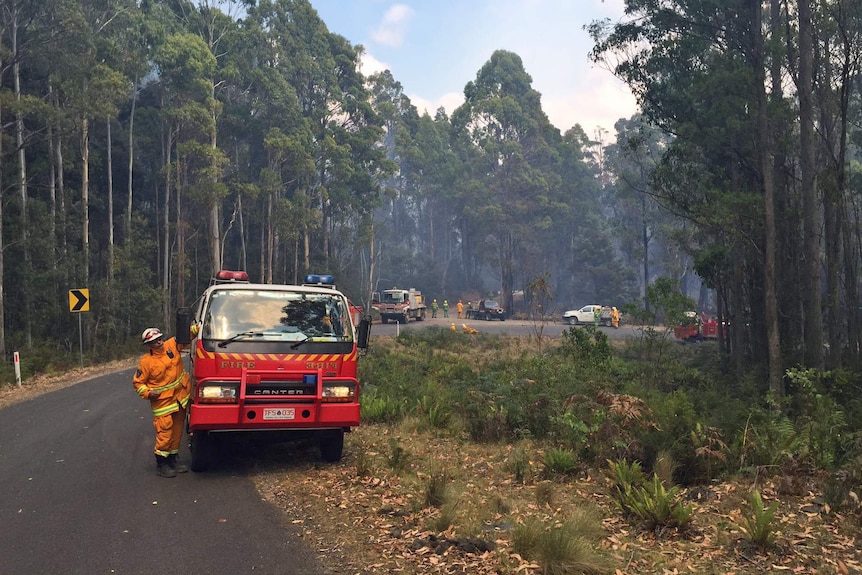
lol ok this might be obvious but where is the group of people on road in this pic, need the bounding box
[593,306,621,328]
[430,298,467,319]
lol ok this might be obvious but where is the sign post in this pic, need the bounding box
[14,351,20,386]
[69,289,90,368]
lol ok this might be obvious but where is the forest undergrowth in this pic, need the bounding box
[251,327,862,574]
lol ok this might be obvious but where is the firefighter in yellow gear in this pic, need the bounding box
[133,327,192,478]
[611,307,620,328]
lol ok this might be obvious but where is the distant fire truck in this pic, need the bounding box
[674,311,722,342]
[176,271,370,471]
[371,287,427,324]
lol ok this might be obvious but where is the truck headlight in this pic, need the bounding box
[322,383,356,403]
[199,383,238,404]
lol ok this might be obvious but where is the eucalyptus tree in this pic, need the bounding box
[365,70,423,292]
[247,0,388,282]
[590,1,788,393]
[604,116,682,300]
[153,32,218,318]
[801,0,862,367]
[551,125,634,307]
[451,50,560,313]
[411,109,462,296]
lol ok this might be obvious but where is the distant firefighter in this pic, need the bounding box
[462,324,479,334]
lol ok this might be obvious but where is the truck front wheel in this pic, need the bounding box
[319,430,344,462]
[189,430,214,472]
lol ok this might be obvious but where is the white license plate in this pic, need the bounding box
[263,408,295,420]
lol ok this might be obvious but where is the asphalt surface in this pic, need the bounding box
[0,367,326,575]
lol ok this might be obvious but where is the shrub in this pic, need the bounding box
[361,390,406,424]
[535,482,555,507]
[386,438,410,472]
[558,326,611,367]
[737,490,778,551]
[512,513,610,575]
[424,466,452,509]
[543,447,579,477]
[608,459,693,533]
[506,444,533,484]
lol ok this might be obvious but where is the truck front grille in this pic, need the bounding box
[246,379,316,401]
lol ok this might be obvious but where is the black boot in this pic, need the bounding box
[167,453,189,473]
[155,454,177,478]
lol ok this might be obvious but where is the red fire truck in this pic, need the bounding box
[674,311,721,342]
[176,271,370,471]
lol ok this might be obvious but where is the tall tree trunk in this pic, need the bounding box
[303,223,310,273]
[752,0,784,398]
[798,0,823,369]
[238,193,247,272]
[107,117,115,284]
[266,193,274,283]
[641,194,650,294]
[0,42,5,357]
[163,126,172,327]
[127,82,137,243]
[13,12,31,347]
[81,117,90,285]
[209,92,221,273]
[177,155,185,307]
[367,218,376,311]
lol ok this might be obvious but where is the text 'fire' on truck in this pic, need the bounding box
[175,271,371,472]
[371,287,427,324]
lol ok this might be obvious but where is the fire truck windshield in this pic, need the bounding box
[382,291,404,304]
[201,289,354,343]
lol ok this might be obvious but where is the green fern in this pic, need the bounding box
[738,490,778,551]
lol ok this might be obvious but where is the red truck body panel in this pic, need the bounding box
[183,274,365,469]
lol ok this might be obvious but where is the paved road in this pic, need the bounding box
[370,316,645,339]
[0,367,325,575]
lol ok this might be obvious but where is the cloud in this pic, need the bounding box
[371,4,413,47]
[542,68,638,137]
[359,52,389,76]
[408,91,465,119]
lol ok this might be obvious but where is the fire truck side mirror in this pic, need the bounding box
[176,307,193,345]
[356,315,372,350]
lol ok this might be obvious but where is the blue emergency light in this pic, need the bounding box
[303,274,335,286]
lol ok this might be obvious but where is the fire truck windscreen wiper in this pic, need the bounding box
[217,331,261,348]
[289,336,311,350]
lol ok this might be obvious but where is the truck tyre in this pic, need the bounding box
[381,316,388,324]
[189,430,213,472]
[319,430,344,462]
[400,314,408,324]
[567,317,578,326]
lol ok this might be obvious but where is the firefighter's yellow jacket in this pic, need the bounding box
[133,337,191,418]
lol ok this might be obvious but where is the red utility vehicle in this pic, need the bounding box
[674,311,721,341]
[176,271,370,471]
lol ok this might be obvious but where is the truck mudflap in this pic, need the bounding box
[188,367,360,431]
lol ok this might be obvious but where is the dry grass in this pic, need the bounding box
[250,423,862,575]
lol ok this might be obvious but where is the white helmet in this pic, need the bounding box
[141,327,163,344]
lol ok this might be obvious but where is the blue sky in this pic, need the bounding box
[308,0,638,138]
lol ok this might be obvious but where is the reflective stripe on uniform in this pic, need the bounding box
[149,371,187,416]
[149,371,187,394]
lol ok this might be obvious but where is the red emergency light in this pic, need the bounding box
[214,270,250,283]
